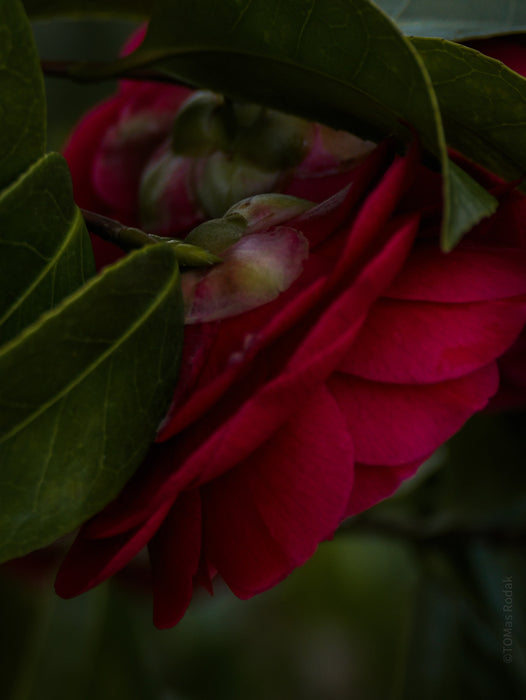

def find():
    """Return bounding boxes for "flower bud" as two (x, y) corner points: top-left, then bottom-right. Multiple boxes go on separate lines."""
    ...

(139, 145), (203, 236)
(192, 152), (285, 219)
(226, 193), (314, 233)
(184, 213), (247, 255)
(182, 227), (309, 323)
(171, 91), (229, 157)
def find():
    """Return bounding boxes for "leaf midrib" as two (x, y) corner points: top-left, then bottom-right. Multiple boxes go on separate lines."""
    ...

(0, 206), (84, 329)
(0, 250), (179, 445)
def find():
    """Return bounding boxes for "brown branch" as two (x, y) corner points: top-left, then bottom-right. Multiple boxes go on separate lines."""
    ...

(82, 209), (222, 267)
(81, 209), (157, 251)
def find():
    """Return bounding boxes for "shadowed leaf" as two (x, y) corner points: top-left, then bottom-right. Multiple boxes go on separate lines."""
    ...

(0, 244), (184, 563)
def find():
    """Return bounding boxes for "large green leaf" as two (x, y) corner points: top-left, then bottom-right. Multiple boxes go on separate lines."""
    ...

(23, 0), (149, 19)
(0, 152), (95, 346)
(375, 0), (526, 41)
(412, 37), (526, 189)
(0, 244), (183, 563)
(89, 0), (494, 250)
(0, 0), (45, 189)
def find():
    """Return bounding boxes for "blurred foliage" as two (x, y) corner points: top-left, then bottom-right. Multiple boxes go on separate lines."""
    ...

(0, 537), (417, 700)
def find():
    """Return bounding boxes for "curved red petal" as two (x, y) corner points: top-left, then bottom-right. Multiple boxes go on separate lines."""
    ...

(386, 245), (526, 303)
(55, 500), (172, 598)
(149, 490), (203, 629)
(328, 363), (499, 466)
(345, 460), (423, 516)
(202, 385), (354, 598)
(341, 297), (526, 384)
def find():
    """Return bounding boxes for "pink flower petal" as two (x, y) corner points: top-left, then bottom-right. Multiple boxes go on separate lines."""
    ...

(328, 363), (499, 466)
(341, 298), (526, 384)
(490, 327), (526, 410)
(55, 500), (172, 598)
(63, 97), (124, 213)
(63, 96), (140, 268)
(93, 111), (175, 218)
(345, 460), (423, 516)
(386, 245), (526, 302)
(202, 385), (355, 598)
(287, 140), (391, 248)
(148, 490), (202, 629)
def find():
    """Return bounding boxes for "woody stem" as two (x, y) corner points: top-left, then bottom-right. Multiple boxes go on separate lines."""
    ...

(81, 209), (159, 251)
(41, 59), (191, 87)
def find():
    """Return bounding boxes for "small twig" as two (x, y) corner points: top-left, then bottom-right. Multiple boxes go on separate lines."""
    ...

(82, 209), (155, 251)
(41, 59), (192, 87)
(82, 209), (222, 267)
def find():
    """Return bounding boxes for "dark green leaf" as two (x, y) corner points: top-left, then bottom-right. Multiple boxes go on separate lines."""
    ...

(0, 0), (45, 189)
(23, 0), (149, 19)
(92, 0), (443, 151)
(0, 153), (95, 346)
(413, 37), (526, 191)
(444, 160), (498, 250)
(374, 0), (526, 41)
(0, 244), (183, 563)
(89, 0), (495, 249)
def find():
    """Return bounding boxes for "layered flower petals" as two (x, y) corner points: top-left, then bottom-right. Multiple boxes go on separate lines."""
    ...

(386, 245), (526, 303)
(328, 364), (499, 466)
(202, 385), (355, 599)
(55, 499), (173, 598)
(341, 298), (526, 384)
(56, 36), (526, 628)
(149, 489), (203, 629)
(345, 460), (423, 517)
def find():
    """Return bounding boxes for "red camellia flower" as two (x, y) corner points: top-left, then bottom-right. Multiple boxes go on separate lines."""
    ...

(55, 34), (526, 628)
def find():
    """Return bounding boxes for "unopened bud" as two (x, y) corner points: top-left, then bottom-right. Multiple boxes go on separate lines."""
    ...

(226, 193), (314, 233)
(184, 214), (247, 255)
(139, 145), (202, 236)
(235, 109), (313, 171)
(183, 227), (309, 323)
(193, 152), (284, 219)
(171, 91), (229, 157)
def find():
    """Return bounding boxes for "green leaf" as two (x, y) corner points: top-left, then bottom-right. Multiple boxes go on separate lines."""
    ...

(374, 0), (526, 41)
(0, 152), (95, 346)
(0, 0), (46, 189)
(87, 0), (495, 249)
(23, 0), (150, 19)
(112, 0), (445, 152)
(0, 244), (183, 563)
(443, 160), (498, 250)
(413, 37), (526, 190)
